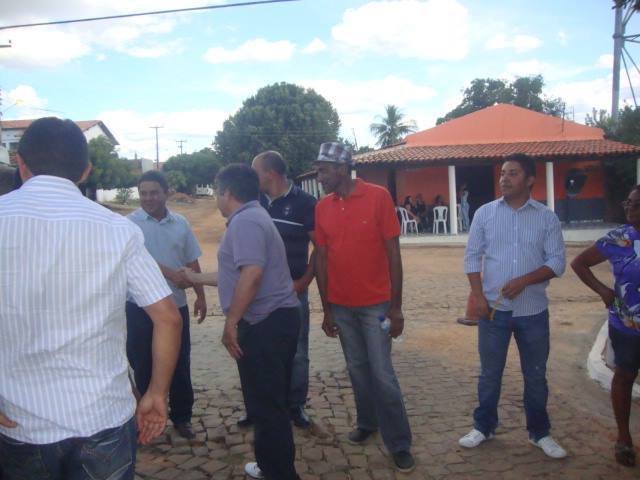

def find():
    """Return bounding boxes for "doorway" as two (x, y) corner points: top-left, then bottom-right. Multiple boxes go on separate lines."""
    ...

(456, 164), (495, 222)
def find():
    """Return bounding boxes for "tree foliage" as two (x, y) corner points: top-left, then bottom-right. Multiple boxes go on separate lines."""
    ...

(370, 105), (417, 147)
(436, 75), (565, 125)
(614, 0), (640, 10)
(214, 82), (341, 177)
(85, 136), (134, 190)
(163, 148), (220, 193)
(586, 106), (640, 222)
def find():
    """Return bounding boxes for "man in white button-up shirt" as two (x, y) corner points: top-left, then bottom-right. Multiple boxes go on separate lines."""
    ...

(0, 117), (182, 480)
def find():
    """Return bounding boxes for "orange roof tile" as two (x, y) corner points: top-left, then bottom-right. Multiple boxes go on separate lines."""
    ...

(354, 139), (640, 166)
(405, 104), (604, 146)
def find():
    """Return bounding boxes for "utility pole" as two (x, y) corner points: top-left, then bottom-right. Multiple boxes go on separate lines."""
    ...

(176, 139), (186, 155)
(612, 3), (624, 124)
(150, 125), (163, 169)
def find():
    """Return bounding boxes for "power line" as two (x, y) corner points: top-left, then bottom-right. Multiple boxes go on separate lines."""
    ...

(0, 0), (300, 31)
(176, 139), (186, 155)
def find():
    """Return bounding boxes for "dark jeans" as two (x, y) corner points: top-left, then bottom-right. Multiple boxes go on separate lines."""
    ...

(126, 302), (193, 424)
(474, 309), (551, 441)
(0, 417), (136, 480)
(237, 307), (301, 480)
(289, 292), (310, 408)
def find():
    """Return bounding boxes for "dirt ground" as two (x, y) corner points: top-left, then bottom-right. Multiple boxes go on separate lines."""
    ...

(114, 196), (640, 479)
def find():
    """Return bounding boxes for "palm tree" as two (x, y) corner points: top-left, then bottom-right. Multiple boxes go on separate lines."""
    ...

(369, 105), (417, 148)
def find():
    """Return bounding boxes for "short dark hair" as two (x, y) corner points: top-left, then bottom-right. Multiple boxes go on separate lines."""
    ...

(255, 150), (287, 176)
(138, 170), (169, 192)
(215, 163), (259, 203)
(503, 153), (536, 178)
(17, 117), (88, 182)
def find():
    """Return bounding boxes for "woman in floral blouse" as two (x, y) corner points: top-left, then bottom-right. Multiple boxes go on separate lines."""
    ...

(572, 185), (640, 467)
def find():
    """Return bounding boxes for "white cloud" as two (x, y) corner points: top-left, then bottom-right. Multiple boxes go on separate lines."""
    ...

(301, 75), (438, 147)
(0, 1), (192, 68)
(331, 0), (469, 61)
(98, 108), (229, 162)
(203, 38), (296, 64)
(302, 38), (327, 55)
(502, 59), (552, 78)
(596, 54), (613, 69)
(548, 70), (640, 122)
(558, 31), (568, 46)
(485, 33), (541, 53)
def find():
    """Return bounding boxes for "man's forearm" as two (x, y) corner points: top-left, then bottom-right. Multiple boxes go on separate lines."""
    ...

(467, 272), (483, 296)
(315, 248), (329, 309)
(143, 297), (182, 396)
(519, 266), (556, 287)
(297, 250), (316, 290)
(186, 260), (206, 298)
(385, 237), (403, 309)
(226, 265), (263, 325)
(158, 264), (177, 283)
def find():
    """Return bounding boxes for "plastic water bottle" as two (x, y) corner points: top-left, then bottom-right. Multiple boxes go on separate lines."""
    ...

(378, 315), (404, 342)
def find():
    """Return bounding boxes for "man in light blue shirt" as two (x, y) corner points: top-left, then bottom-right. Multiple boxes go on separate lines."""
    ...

(459, 154), (567, 459)
(126, 170), (207, 440)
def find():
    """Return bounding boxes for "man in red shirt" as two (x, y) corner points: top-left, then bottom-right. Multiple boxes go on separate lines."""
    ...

(314, 142), (414, 473)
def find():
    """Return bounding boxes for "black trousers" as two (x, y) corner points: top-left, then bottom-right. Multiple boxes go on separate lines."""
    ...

(237, 307), (301, 480)
(126, 302), (194, 424)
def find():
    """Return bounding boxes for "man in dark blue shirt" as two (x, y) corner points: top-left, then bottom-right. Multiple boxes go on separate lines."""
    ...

(251, 150), (317, 428)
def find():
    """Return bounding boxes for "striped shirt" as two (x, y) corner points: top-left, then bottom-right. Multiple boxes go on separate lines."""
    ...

(464, 197), (565, 316)
(0, 175), (171, 444)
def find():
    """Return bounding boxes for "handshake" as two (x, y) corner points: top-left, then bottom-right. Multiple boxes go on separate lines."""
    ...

(166, 267), (201, 289)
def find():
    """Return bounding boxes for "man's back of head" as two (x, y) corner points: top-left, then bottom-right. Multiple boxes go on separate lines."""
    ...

(254, 150), (287, 177)
(17, 117), (89, 182)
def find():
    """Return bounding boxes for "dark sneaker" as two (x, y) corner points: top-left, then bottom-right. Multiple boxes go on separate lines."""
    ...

(392, 450), (415, 473)
(347, 428), (376, 445)
(290, 406), (311, 428)
(237, 413), (253, 428)
(174, 422), (196, 440)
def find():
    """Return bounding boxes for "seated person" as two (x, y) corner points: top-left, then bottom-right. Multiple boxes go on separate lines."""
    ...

(414, 193), (428, 230)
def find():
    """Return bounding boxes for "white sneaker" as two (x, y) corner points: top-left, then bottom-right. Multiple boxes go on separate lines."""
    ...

(529, 436), (567, 459)
(458, 428), (494, 448)
(244, 462), (264, 479)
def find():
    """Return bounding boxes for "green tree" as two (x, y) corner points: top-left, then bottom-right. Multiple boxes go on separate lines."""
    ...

(163, 148), (220, 193)
(436, 75), (564, 124)
(214, 82), (341, 177)
(369, 105), (417, 147)
(85, 136), (134, 190)
(165, 170), (187, 192)
(585, 106), (640, 222)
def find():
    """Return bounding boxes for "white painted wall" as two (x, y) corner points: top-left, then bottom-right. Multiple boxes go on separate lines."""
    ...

(96, 187), (139, 203)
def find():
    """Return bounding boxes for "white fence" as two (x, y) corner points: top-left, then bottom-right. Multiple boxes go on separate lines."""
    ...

(96, 187), (139, 203)
(195, 184), (214, 196)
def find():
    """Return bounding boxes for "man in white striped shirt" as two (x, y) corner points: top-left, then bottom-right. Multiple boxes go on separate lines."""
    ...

(0, 117), (182, 480)
(458, 154), (567, 459)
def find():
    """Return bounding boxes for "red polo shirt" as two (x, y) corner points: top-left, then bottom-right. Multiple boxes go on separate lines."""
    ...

(315, 179), (401, 307)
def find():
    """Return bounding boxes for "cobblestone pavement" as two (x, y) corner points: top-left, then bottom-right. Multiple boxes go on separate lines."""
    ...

(135, 247), (640, 479)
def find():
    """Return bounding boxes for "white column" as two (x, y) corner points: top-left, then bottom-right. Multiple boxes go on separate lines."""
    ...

(448, 165), (458, 235)
(546, 162), (555, 212)
(636, 157), (640, 185)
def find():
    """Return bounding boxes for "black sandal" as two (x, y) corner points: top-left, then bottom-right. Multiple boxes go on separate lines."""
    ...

(615, 442), (636, 467)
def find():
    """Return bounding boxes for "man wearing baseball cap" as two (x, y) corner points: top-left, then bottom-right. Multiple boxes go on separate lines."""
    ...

(313, 142), (414, 472)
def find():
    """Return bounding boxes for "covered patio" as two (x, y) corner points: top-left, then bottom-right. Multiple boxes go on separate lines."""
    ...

(300, 104), (640, 235)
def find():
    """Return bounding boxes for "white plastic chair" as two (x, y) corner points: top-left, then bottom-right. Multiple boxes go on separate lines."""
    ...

(433, 206), (448, 234)
(396, 207), (418, 235)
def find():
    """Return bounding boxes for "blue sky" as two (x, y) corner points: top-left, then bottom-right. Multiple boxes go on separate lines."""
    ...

(1, 0), (638, 161)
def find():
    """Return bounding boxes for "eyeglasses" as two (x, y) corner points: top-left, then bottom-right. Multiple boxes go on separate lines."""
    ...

(621, 200), (640, 209)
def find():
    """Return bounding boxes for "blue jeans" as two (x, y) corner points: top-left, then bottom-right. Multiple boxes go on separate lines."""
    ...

(289, 292), (310, 408)
(126, 302), (194, 424)
(332, 302), (412, 453)
(0, 417), (136, 480)
(474, 309), (551, 441)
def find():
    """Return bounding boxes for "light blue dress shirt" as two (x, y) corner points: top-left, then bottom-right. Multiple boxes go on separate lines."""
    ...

(464, 197), (565, 316)
(128, 208), (201, 307)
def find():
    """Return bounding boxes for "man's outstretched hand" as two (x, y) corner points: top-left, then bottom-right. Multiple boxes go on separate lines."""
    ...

(136, 392), (168, 445)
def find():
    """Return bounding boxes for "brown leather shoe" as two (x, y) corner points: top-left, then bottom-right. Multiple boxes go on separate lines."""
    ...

(174, 422), (196, 439)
